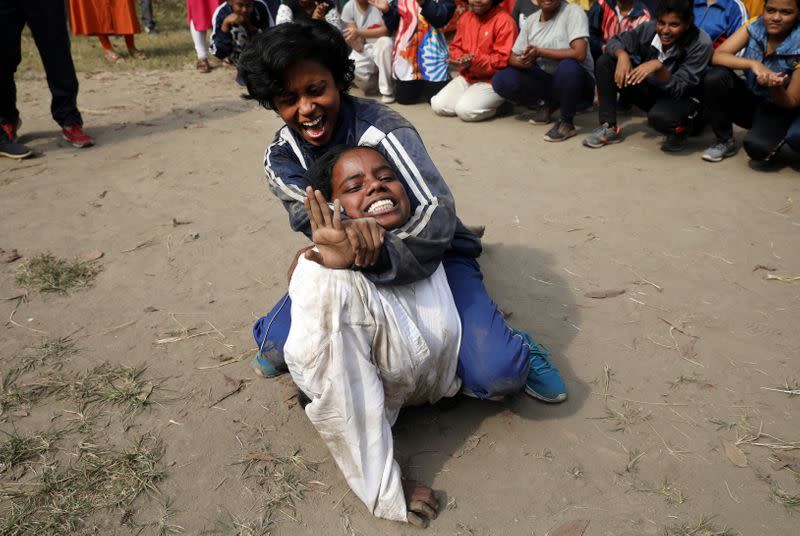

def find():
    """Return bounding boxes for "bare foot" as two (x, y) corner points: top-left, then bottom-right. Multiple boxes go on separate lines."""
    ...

(128, 48), (147, 60)
(103, 48), (124, 63)
(402, 480), (439, 528)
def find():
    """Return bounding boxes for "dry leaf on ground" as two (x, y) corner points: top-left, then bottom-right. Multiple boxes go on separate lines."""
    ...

(551, 519), (590, 536)
(720, 437), (748, 467)
(584, 289), (625, 299)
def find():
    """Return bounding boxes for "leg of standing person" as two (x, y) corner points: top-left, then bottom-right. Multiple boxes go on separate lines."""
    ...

(23, 0), (93, 147)
(191, 20), (211, 72)
(372, 36), (395, 102)
(544, 58), (594, 141)
(0, 1), (33, 159)
(141, 0), (157, 33)
(452, 81), (505, 122)
(430, 76), (470, 117)
(125, 34), (146, 59)
(742, 102), (796, 162)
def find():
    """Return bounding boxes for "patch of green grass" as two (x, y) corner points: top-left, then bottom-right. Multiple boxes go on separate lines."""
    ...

(593, 403), (652, 433)
(15, 337), (76, 376)
(20, 0), (197, 76)
(0, 434), (166, 536)
(771, 485), (800, 511)
(663, 516), (736, 536)
(16, 253), (101, 294)
(0, 429), (62, 474)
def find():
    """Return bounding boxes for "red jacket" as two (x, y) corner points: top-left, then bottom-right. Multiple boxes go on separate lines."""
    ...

(449, 6), (518, 83)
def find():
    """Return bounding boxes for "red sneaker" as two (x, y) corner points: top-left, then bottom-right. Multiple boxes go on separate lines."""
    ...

(1, 118), (21, 142)
(61, 124), (94, 148)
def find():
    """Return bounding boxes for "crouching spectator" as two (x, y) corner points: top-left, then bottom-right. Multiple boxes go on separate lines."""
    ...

(431, 0), (518, 121)
(702, 0), (800, 162)
(582, 0), (712, 152)
(211, 0), (278, 83)
(342, 0), (395, 103)
(588, 0), (652, 61)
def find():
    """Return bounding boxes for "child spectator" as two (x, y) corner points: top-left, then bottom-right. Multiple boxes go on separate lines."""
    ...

(211, 0), (278, 80)
(492, 0), (596, 142)
(276, 0), (344, 28)
(342, 0), (395, 103)
(694, 0), (749, 48)
(702, 0), (800, 162)
(69, 0), (147, 62)
(187, 0), (224, 73)
(588, 0), (652, 60)
(286, 146), (460, 526)
(582, 0), (712, 151)
(512, 0), (541, 28)
(370, 0), (457, 104)
(430, 0), (517, 121)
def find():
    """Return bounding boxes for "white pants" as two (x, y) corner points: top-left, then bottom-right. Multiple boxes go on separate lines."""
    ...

(430, 76), (505, 122)
(350, 36), (394, 97)
(190, 20), (208, 60)
(283, 258), (461, 522)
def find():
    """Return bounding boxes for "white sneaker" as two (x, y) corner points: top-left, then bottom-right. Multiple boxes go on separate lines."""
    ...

(380, 94), (395, 104)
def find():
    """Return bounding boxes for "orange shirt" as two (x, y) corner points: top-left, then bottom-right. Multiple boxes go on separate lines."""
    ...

(70, 0), (141, 36)
(450, 6), (519, 83)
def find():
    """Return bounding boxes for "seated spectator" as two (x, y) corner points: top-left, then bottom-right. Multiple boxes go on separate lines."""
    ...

(512, 0), (541, 28)
(588, 0), (652, 60)
(211, 0), (278, 82)
(492, 0), (595, 142)
(342, 0), (395, 103)
(276, 0), (343, 28)
(70, 0), (147, 62)
(430, 0), (517, 121)
(702, 0), (800, 162)
(694, 0), (748, 48)
(371, 0), (456, 104)
(582, 0), (712, 151)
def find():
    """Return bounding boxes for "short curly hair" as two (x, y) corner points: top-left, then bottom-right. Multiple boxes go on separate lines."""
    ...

(239, 20), (356, 110)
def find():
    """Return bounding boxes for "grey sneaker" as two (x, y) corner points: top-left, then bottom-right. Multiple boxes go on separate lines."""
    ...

(528, 99), (553, 125)
(661, 132), (687, 153)
(583, 123), (622, 148)
(702, 138), (738, 162)
(543, 120), (577, 142)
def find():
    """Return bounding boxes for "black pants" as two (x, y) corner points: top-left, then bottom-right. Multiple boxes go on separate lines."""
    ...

(140, 0), (156, 31)
(0, 0), (82, 127)
(596, 53), (696, 135)
(394, 79), (449, 105)
(704, 65), (800, 161)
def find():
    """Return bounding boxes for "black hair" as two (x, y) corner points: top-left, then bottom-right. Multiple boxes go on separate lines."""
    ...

(655, 0), (699, 48)
(239, 20), (355, 110)
(765, 0), (800, 9)
(491, 0), (504, 6)
(304, 145), (388, 201)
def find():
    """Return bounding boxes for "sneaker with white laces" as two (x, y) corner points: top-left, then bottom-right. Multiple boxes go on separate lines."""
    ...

(61, 124), (94, 148)
(583, 123), (622, 148)
(702, 138), (738, 162)
(512, 329), (567, 403)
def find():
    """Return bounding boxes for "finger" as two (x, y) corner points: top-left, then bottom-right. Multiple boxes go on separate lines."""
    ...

(332, 199), (343, 230)
(346, 227), (364, 267)
(314, 189), (333, 228)
(305, 186), (326, 229)
(406, 511), (429, 529)
(367, 222), (383, 266)
(304, 196), (318, 232)
(409, 499), (437, 521)
(358, 222), (377, 267)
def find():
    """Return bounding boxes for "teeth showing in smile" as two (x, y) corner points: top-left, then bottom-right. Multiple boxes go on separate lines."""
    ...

(367, 199), (394, 214)
(302, 117), (322, 127)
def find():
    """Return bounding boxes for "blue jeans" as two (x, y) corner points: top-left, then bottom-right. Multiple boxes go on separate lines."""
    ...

(491, 59), (594, 123)
(254, 254), (531, 399)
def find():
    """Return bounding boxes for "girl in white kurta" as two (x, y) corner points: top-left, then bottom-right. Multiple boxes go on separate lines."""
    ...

(283, 146), (461, 527)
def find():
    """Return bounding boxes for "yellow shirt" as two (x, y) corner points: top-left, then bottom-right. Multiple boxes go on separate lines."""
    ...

(567, 0), (593, 12)
(742, 0), (763, 17)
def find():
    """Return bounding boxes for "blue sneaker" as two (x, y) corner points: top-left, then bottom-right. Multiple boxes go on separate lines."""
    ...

(512, 329), (567, 403)
(251, 352), (282, 378)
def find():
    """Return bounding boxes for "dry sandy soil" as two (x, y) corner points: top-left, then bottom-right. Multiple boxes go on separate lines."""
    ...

(1, 67), (799, 536)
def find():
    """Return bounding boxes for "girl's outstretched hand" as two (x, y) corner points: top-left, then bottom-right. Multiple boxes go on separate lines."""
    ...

(403, 480), (439, 528)
(304, 187), (356, 269)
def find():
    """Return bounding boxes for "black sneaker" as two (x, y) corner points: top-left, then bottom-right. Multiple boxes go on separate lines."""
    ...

(543, 120), (577, 142)
(661, 132), (687, 153)
(528, 99), (553, 125)
(0, 128), (33, 159)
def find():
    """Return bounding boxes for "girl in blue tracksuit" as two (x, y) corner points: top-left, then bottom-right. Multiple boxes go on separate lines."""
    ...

(238, 19), (567, 404)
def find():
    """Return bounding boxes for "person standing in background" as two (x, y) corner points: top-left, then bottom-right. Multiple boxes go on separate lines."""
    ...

(188, 0), (223, 72)
(141, 0), (158, 34)
(70, 0), (148, 62)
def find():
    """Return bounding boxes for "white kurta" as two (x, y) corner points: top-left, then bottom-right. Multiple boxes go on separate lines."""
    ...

(284, 257), (462, 522)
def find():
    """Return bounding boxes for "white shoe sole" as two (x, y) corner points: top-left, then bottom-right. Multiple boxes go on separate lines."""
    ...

(524, 385), (567, 403)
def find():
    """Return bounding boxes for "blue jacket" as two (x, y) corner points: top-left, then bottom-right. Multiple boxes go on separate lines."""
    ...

(693, 0), (748, 48)
(263, 95), (481, 286)
(743, 18), (800, 101)
(210, 0), (279, 62)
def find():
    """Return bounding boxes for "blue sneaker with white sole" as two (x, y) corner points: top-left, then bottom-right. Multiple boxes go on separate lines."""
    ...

(512, 329), (567, 403)
(251, 351), (282, 378)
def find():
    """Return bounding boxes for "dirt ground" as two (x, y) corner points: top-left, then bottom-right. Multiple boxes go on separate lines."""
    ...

(1, 67), (799, 536)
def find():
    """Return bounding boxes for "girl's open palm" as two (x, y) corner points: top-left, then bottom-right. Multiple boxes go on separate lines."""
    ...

(304, 187), (356, 269)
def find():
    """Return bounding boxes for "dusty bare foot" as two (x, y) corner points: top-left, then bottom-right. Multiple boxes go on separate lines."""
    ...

(103, 48), (124, 63)
(196, 58), (211, 73)
(402, 480), (439, 528)
(128, 48), (147, 60)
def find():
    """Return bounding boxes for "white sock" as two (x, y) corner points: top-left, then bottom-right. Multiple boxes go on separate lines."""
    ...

(190, 21), (208, 60)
